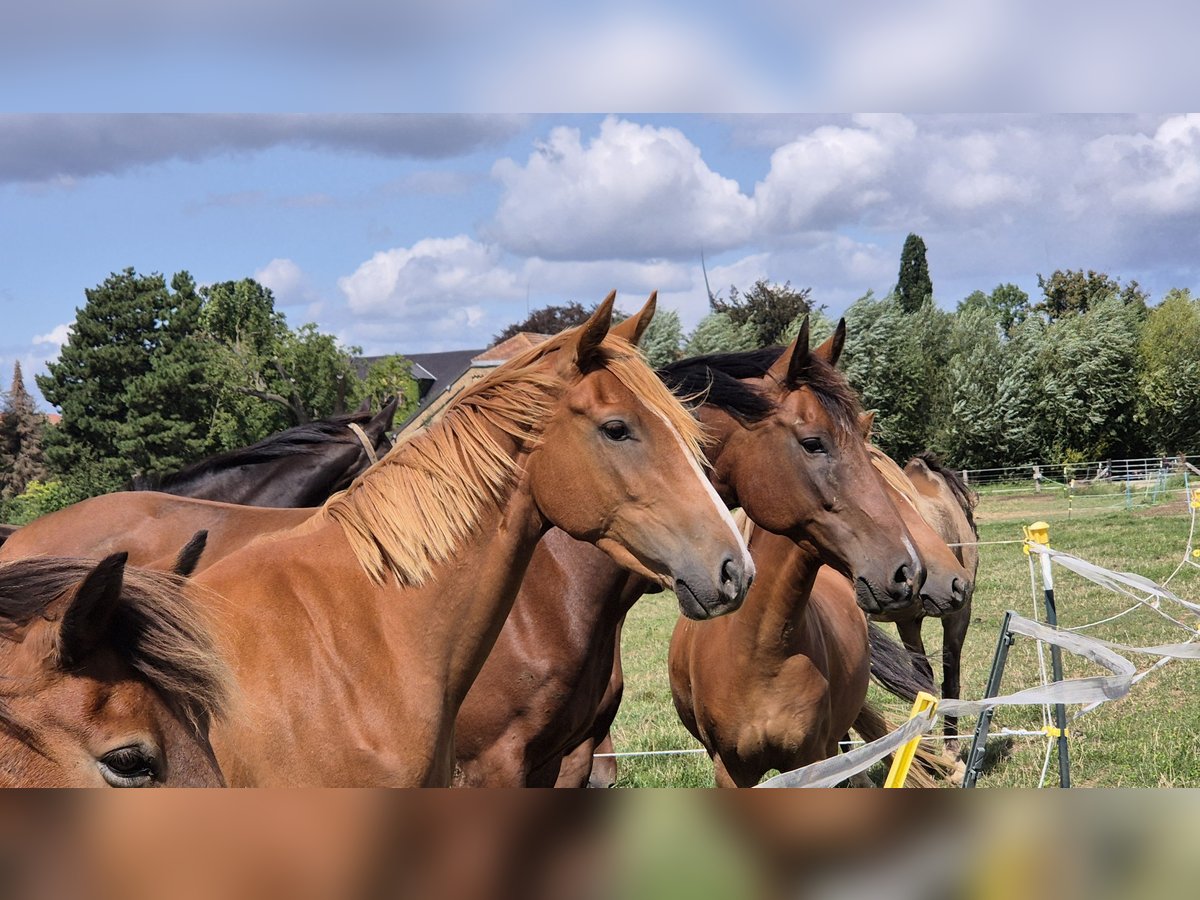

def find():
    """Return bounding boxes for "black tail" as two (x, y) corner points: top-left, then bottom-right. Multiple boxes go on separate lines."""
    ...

(868, 622), (936, 702)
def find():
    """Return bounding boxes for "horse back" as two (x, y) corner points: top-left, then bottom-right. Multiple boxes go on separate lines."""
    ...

(0, 491), (315, 572)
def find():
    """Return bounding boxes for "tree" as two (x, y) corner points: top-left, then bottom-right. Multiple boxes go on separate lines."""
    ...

(493, 302), (592, 343)
(1034, 295), (1144, 459)
(710, 279), (812, 347)
(0, 361), (50, 501)
(1035, 269), (1148, 322)
(839, 291), (952, 460)
(957, 283), (1031, 334)
(1136, 288), (1200, 454)
(356, 355), (420, 423)
(684, 312), (757, 356)
(896, 233), (933, 314)
(638, 308), (684, 368)
(37, 268), (209, 486)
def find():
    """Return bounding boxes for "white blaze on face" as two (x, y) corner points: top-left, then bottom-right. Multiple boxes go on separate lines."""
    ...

(646, 405), (755, 580)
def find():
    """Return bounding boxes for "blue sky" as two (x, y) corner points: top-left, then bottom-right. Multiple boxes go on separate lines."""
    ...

(6, 113), (1200, 408)
(4, 1), (1200, 407)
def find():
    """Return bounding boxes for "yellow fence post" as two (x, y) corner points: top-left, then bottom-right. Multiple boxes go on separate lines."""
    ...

(883, 691), (938, 788)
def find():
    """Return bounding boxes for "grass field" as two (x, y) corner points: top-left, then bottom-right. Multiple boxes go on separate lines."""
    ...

(608, 493), (1200, 788)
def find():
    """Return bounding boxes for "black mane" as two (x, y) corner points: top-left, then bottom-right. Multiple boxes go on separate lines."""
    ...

(133, 411), (374, 491)
(659, 345), (861, 429)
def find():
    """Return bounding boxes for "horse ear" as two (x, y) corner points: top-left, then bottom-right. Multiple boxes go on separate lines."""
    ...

(609, 291), (657, 346)
(767, 316), (811, 388)
(560, 291), (615, 375)
(58, 553), (128, 667)
(173, 531), (209, 578)
(859, 410), (876, 441)
(813, 318), (847, 368)
(372, 396), (399, 433)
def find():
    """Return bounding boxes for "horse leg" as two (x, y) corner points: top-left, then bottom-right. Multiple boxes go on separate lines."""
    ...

(894, 618), (934, 688)
(940, 602), (972, 749)
(587, 734), (618, 788)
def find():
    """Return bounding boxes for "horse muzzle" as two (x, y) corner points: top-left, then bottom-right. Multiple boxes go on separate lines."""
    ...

(674, 554), (754, 620)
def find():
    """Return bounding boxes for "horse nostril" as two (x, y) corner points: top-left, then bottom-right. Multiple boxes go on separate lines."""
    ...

(951, 577), (966, 607)
(894, 564), (913, 586)
(720, 557), (744, 600)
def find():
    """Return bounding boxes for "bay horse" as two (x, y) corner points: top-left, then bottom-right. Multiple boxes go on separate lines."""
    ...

(576, 430), (972, 789)
(190, 293), (753, 786)
(0, 547), (230, 786)
(130, 398), (397, 507)
(453, 319), (929, 787)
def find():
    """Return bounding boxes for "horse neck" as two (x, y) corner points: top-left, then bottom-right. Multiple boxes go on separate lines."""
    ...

(728, 528), (824, 659)
(336, 418), (553, 715)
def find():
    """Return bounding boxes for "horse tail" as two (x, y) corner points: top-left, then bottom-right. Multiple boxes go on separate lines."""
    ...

(852, 702), (953, 788)
(868, 621), (935, 702)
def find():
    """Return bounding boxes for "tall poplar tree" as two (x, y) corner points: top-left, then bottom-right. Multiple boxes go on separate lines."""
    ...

(896, 233), (933, 314)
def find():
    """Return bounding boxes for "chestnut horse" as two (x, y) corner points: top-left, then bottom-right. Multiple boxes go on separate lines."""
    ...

(188, 294), (752, 786)
(453, 320), (928, 787)
(0, 548), (230, 786)
(885, 452), (979, 742)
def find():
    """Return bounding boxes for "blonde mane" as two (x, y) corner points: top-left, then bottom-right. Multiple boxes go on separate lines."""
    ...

(867, 444), (923, 511)
(322, 329), (706, 586)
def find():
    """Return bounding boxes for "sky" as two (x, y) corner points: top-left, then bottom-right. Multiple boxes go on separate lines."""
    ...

(4, 3), (1200, 408)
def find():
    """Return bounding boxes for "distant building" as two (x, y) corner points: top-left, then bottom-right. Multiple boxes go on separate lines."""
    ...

(354, 333), (551, 442)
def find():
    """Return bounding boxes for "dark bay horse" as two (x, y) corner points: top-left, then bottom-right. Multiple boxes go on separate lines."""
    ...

(0, 549), (230, 786)
(453, 320), (928, 787)
(189, 293), (752, 786)
(131, 399), (397, 507)
(0, 401), (396, 562)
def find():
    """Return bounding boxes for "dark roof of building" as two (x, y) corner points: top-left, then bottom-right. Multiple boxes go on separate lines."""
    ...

(354, 348), (484, 426)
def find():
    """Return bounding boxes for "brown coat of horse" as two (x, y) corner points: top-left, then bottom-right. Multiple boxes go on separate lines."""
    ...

(0, 551), (230, 787)
(883, 453), (980, 740)
(190, 295), (752, 786)
(453, 321), (930, 787)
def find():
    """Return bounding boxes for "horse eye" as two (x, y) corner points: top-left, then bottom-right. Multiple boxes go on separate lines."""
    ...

(800, 437), (826, 454)
(600, 420), (631, 442)
(98, 746), (159, 788)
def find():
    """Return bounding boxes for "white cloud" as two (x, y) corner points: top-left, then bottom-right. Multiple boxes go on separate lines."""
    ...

(337, 235), (522, 321)
(489, 117), (755, 261)
(1082, 115), (1200, 216)
(254, 257), (326, 316)
(752, 115), (914, 232)
(32, 322), (71, 346)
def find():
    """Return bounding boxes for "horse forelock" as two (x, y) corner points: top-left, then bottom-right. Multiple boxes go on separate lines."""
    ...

(0, 559), (232, 733)
(324, 329), (706, 587)
(868, 445), (922, 510)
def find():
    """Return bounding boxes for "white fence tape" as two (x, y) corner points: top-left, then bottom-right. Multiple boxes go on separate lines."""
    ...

(757, 608), (1200, 789)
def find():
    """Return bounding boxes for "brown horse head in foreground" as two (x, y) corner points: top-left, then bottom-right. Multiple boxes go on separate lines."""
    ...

(0, 551), (229, 786)
(676, 320), (922, 616)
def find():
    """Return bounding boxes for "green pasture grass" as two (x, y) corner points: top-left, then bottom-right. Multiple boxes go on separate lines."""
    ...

(609, 494), (1200, 788)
